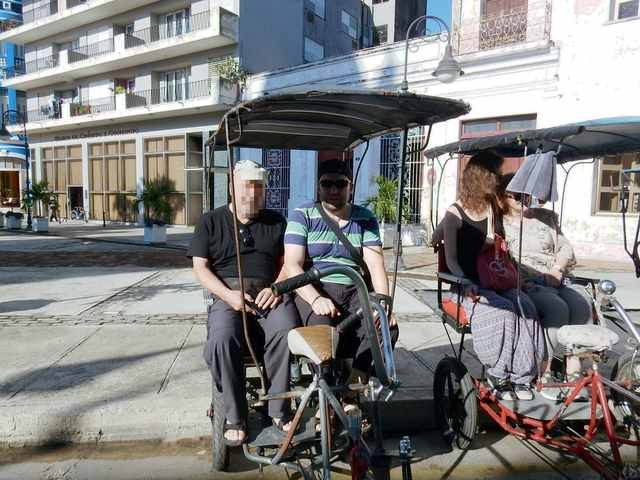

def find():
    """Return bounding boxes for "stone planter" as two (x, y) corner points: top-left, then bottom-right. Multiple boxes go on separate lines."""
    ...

(32, 217), (49, 232)
(6, 215), (22, 229)
(144, 224), (167, 245)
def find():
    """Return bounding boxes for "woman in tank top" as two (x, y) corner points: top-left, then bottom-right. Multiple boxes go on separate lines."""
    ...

(435, 151), (545, 401)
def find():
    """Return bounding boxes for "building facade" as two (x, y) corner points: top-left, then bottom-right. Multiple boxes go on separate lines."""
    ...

(368, 0), (426, 45)
(244, 0), (639, 261)
(0, 0), (374, 218)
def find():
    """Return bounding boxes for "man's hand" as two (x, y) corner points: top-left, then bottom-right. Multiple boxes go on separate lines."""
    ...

(223, 290), (256, 313)
(255, 287), (280, 310)
(312, 296), (339, 318)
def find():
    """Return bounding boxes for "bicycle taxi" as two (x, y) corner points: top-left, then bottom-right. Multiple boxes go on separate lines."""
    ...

(203, 89), (470, 480)
(425, 117), (640, 479)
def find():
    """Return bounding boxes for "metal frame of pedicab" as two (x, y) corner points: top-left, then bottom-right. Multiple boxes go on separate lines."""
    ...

(203, 89), (471, 480)
(424, 118), (640, 479)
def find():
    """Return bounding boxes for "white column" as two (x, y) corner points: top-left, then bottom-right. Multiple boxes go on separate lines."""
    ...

(136, 134), (145, 224)
(288, 150), (317, 212)
(81, 142), (89, 213)
(353, 137), (380, 206)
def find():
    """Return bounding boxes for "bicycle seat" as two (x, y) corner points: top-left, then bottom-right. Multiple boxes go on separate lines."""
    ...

(287, 325), (338, 366)
(557, 325), (619, 355)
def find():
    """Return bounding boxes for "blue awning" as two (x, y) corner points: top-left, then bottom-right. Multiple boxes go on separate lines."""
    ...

(0, 140), (27, 161)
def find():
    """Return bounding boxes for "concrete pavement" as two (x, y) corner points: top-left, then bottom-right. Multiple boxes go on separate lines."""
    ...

(1, 226), (639, 478)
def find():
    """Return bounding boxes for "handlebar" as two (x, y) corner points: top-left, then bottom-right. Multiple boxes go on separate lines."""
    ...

(271, 267), (322, 296)
(609, 297), (640, 345)
(272, 265), (397, 388)
(337, 308), (363, 334)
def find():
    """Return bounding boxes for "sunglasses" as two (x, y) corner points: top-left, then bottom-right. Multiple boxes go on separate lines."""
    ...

(238, 224), (254, 247)
(319, 179), (350, 190)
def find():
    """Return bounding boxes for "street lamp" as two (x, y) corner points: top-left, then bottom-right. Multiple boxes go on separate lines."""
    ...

(0, 110), (31, 229)
(401, 15), (464, 91)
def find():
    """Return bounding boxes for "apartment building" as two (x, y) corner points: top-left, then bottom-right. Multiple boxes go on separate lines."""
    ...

(0, 0), (375, 222)
(367, 0), (426, 45)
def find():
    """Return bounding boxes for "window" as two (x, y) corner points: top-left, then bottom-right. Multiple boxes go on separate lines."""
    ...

(162, 8), (190, 39)
(612, 0), (639, 19)
(308, 0), (325, 18)
(461, 115), (536, 136)
(304, 37), (324, 62)
(2, 2), (11, 10)
(596, 152), (640, 214)
(372, 0), (389, 4)
(341, 10), (358, 39)
(161, 69), (189, 102)
(374, 25), (388, 45)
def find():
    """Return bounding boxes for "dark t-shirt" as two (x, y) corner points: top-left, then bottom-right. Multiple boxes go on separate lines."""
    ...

(187, 206), (286, 281)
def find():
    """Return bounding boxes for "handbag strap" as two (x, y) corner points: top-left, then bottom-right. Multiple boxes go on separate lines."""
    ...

(315, 202), (371, 279)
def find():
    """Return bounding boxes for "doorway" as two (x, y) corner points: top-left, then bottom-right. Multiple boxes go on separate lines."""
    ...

(68, 186), (83, 210)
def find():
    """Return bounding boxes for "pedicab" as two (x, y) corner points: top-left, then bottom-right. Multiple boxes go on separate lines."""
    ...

(425, 117), (640, 479)
(203, 89), (470, 479)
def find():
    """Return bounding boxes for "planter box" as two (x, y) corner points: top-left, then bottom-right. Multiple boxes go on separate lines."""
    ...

(6, 216), (22, 229)
(144, 224), (167, 245)
(32, 217), (49, 232)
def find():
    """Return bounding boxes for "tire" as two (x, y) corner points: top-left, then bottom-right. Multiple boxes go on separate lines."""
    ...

(211, 387), (230, 472)
(611, 352), (640, 429)
(433, 357), (478, 450)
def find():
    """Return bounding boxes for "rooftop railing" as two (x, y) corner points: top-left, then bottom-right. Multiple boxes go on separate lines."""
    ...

(125, 11), (210, 49)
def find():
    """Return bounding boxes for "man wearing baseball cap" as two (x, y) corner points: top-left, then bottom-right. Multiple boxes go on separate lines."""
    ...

(188, 160), (299, 445)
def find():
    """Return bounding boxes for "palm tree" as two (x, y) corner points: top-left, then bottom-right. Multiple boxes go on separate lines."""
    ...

(135, 177), (174, 225)
(365, 176), (410, 224)
(24, 180), (51, 218)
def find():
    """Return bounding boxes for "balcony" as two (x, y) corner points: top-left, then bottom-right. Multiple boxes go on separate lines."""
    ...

(14, 76), (237, 134)
(23, 1), (59, 25)
(2, 7), (238, 91)
(70, 96), (115, 116)
(0, 0), (159, 44)
(69, 38), (115, 63)
(453, 0), (552, 55)
(125, 11), (210, 48)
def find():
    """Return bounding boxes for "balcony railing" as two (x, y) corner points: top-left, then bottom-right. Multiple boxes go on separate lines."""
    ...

(453, 0), (552, 55)
(69, 37), (115, 63)
(70, 96), (115, 116)
(27, 104), (63, 122)
(23, 1), (59, 24)
(125, 11), (210, 49)
(24, 54), (59, 74)
(125, 78), (213, 108)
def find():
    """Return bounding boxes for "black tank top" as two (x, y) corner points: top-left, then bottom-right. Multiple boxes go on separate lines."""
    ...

(451, 203), (488, 282)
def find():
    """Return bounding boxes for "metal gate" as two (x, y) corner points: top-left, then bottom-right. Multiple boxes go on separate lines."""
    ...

(263, 149), (291, 217)
(379, 130), (425, 224)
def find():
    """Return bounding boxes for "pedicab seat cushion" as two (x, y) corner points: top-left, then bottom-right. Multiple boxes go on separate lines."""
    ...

(441, 297), (470, 327)
(288, 325), (338, 365)
(557, 325), (619, 354)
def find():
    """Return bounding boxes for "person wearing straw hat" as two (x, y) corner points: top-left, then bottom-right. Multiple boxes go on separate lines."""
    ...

(188, 160), (300, 446)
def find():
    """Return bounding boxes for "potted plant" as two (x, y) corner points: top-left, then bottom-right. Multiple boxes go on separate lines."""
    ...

(24, 180), (51, 232)
(135, 177), (174, 245)
(214, 57), (248, 103)
(114, 85), (126, 94)
(365, 176), (410, 248)
(5, 211), (24, 230)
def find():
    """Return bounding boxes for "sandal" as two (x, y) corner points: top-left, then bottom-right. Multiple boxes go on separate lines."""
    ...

(272, 416), (293, 433)
(539, 371), (566, 402)
(223, 422), (247, 447)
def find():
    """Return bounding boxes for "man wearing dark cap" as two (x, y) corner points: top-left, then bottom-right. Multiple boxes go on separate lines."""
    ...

(283, 159), (397, 391)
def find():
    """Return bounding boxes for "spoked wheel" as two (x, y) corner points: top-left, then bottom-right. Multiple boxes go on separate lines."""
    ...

(433, 357), (478, 450)
(210, 386), (230, 472)
(611, 352), (640, 432)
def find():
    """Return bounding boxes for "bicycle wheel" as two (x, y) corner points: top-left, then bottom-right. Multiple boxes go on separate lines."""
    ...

(211, 386), (230, 471)
(611, 351), (640, 429)
(433, 357), (478, 450)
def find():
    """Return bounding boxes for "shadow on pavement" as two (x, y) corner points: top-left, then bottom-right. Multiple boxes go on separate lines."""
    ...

(0, 299), (57, 313)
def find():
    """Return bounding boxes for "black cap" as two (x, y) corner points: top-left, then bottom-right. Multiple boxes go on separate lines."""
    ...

(318, 159), (352, 180)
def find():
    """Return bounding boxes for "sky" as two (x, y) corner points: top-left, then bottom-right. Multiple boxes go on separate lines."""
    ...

(426, 0), (453, 28)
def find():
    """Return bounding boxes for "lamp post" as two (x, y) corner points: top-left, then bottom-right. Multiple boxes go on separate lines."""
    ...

(0, 110), (31, 230)
(400, 15), (464, 92)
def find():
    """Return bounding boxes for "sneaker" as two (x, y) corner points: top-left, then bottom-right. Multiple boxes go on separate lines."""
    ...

(513, 383), (535, 401)
(539, 372), (566, 402)
(487, 375), (516, 401)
